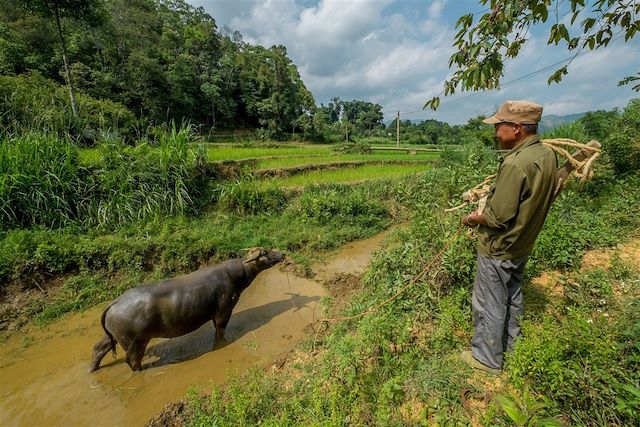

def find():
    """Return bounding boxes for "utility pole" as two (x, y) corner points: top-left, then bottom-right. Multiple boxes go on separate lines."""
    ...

(396, 110), (400, 148)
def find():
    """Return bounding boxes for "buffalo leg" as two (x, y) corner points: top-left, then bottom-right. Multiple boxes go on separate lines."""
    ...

(125, 339), (149, 371)
(89, 334), (116, 373)
(213, 314), (231, 348)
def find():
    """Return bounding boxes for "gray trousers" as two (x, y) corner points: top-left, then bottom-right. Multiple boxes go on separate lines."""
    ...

(471, 253), (528, 369)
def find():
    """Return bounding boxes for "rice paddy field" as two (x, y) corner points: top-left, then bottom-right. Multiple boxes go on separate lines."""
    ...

(253, 152), (437, 170)
(78, 142), (437, 187)
(258, 163), (429, 188)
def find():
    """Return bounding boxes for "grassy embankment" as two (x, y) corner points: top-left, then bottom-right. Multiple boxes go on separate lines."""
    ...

(0, 131), (430, 331)
(176, 141), (640, 425)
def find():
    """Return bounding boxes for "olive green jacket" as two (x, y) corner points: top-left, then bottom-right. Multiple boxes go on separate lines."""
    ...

(478, 135), (558, 260)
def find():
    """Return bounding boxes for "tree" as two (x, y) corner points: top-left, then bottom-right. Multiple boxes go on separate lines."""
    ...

(425, 0), (640, 110)
(341, 100), (384, 132)
(579, 109), (619, 141)
(603, 98), (640, 173)
(19, 0), (106, 118)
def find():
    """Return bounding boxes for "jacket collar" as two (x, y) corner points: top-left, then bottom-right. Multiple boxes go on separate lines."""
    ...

(502, 134), (540, 160)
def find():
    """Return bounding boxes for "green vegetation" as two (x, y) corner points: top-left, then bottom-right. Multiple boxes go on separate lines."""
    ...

(2, 0), (315, 140)
(0, 126), (206, 229)
(1, 100), (639, 424)
(254, 153), (437, 170)
(204, 145), (330, 162)
(0, 0), (549, 145)
(0, 73), (135, 138)
(258, 164), (429, 189)
(603, 99), (640, 174)
(1, 0), (639, 422)
(0, 180), (396, 327)
(179, 141), (640, 426)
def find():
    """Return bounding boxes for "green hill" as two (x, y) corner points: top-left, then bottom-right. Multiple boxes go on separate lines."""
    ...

(539, 112), (586, 132)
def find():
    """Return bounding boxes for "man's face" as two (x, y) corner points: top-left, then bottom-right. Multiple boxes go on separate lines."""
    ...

(493, 122), (520, 149)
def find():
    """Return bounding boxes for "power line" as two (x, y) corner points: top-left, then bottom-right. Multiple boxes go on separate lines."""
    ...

(391, 32), (625, 118)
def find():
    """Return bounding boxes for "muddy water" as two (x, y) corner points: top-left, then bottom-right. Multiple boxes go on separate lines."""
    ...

(0, 232), (387, 427)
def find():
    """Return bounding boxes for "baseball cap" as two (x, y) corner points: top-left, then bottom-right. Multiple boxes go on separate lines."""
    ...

(482, 100), (543, 124)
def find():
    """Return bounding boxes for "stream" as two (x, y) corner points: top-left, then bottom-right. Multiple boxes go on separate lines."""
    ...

(0, 231), (388, 426)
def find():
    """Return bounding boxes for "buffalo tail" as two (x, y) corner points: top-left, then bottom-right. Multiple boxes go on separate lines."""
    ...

(101, 302), (118, 358)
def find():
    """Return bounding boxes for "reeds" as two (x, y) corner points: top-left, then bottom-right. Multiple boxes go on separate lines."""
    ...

(0, 133), (81, 228)
(83, 123), (205, 227)
(0, 124), (206, 230)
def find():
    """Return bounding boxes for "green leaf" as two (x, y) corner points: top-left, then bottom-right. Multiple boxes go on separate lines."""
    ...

(423, 97), (440, 111)
(624, 26), (637, 41)
(548, 24), (558, 44)
(538, 418), (565, 427)
(621, 12), (630, 28)
(571, 11), (580, 25)
(455, 13), (473, 29)
(620, 383), (640, 398)
(496, 395), (528, 425)
(583, 17), (596, 32)
(548, 66), (568, 85)
(559, 24), (570, 42)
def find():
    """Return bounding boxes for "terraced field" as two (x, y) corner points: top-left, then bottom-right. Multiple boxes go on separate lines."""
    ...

(257, 163), (430, 188)
(214, 145), (435, 182)
(80, 143), (438, 186)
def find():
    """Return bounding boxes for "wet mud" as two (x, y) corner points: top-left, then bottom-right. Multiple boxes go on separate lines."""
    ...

(0, 232), (388, 427)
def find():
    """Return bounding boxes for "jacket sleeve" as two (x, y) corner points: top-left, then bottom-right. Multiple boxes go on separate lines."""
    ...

(483, 161), (527, 230)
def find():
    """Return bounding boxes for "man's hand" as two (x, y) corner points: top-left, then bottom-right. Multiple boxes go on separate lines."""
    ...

(462, 214), (476, 227)
(462, 212), (486, 227)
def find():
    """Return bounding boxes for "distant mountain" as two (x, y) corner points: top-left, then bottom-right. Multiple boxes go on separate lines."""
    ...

(538, 112), (586, 133)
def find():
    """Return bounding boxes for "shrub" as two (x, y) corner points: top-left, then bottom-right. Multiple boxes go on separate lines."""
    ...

(541, 120), (591, 142)
(603, 98), (640, 174)
(0, 72), (135, 140)
(331, 142), (372, 154)
(289, 186), (388, 228)
(507, 308), (639, 425)
(216, 177), (288, 215)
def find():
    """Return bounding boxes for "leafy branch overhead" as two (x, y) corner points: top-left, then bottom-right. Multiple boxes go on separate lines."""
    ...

(425, 0), (640, 110)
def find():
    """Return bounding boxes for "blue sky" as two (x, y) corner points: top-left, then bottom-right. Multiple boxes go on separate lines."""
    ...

(187, 0), (639, 124)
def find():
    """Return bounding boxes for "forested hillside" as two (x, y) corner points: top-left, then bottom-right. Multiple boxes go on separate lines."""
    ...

(1, 0), (315, 138)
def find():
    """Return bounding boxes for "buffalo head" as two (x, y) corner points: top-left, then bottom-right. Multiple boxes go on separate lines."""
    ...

(243, 247), (284, 270)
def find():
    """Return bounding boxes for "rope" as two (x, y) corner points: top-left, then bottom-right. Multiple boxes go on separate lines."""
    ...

(445, 138), (601, 213)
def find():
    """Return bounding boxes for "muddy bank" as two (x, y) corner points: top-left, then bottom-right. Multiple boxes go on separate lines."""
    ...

(0, 231), (389, 427)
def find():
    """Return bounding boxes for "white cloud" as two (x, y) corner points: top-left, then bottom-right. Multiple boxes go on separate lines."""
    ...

(190, 0), (639, 124)
(427, 0), (447, 19)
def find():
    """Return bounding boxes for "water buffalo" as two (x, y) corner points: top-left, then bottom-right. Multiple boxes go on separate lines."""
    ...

(89, 247), (284, 372)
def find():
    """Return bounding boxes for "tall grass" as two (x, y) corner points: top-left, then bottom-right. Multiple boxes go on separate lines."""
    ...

(0, 125), (207, 230)
(541, 120), (591, 142)
(0, 133), (82, 228)
(83, 124), (207, 227)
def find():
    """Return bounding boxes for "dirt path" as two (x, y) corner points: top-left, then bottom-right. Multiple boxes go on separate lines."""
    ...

(0, 232), (389, 427)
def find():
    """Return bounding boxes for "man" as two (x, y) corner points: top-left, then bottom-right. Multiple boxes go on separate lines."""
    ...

(461, 100), (558, 375)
